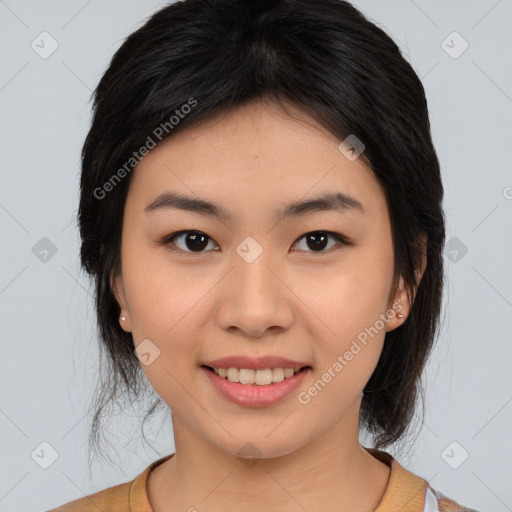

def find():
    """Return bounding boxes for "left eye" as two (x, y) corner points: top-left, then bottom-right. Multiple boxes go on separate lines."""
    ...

(161, 230), (350, 254)
(292, 231), (347, 252)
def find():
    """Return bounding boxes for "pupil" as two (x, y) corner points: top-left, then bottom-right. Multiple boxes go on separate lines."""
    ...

(186, 231), (208, 251)
(307, 232), (328, 251)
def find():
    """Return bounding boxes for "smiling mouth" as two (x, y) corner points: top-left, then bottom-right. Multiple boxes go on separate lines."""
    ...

(201, 365), (311, 386)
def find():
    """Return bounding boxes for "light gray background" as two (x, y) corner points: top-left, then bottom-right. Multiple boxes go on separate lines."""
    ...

(1, 1), (511, 511)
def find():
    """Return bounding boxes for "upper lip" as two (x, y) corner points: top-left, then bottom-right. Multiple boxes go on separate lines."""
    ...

(201, 356), (312, 370)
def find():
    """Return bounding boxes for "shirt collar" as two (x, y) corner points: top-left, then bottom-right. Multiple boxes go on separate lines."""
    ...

(130, 448), (428, 512)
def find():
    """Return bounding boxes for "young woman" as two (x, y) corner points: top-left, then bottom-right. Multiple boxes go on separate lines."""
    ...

(49, 0), (479, 510)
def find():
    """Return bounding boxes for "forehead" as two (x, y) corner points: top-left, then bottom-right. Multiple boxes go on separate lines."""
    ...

(126, 100), (387, 222)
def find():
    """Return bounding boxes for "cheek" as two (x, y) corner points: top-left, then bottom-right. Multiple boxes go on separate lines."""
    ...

(304, 252), (393, 340)
(121, 240), (215, 360)
(123, 252), (202, 405)
(122, 239), (197, 332)
(304, 248), (394, 384)
(299, 273), (390, 413)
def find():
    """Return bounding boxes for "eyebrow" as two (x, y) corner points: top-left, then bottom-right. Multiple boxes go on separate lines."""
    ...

(144, 190), (365, 221)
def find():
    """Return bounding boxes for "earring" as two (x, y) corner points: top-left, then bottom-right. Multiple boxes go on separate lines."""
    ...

(120, 315), (126, 322)
(395, 298), (404, 318)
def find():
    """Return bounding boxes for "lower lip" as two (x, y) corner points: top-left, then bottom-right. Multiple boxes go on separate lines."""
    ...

(201, 366), (310, 407)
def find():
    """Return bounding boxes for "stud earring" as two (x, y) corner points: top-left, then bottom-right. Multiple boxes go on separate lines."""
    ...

(120, 316), (126, 322)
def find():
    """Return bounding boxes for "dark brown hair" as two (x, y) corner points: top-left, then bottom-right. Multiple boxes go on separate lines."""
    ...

(78, 0), (446, 463)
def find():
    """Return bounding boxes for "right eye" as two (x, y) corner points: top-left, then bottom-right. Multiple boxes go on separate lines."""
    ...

(162, 230), (220, 254)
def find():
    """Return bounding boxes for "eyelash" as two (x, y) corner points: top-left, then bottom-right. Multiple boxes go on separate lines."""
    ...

(160, 230), (353, 255)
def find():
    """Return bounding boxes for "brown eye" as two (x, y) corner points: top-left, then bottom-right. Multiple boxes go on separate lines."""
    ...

(164, 230), (219, 253)
(162, 229), (351, 255)
(292, 231), (348, 253)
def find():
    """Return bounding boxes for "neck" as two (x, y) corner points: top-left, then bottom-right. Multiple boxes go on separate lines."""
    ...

(147, 398), (391, 512)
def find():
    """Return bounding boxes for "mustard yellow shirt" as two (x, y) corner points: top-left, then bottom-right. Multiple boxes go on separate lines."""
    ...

(47, 448), (479, 511)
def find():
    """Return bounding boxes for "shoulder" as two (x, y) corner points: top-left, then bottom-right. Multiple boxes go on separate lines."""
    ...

(45, 454), (172, 512)
(366, 447), (480, 512)
(46, 480), (132, 512)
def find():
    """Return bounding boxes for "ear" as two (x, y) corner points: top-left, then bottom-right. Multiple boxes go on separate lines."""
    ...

(412, 232), (428, 303)
(111, 271), (132, 332)
(386, 232), (427, 332)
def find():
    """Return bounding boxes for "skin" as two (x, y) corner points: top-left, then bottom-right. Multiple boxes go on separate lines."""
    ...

(113, 99), (426, 512)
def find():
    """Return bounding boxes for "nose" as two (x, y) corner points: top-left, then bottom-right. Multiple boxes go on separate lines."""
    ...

(215, 253), (295, 338)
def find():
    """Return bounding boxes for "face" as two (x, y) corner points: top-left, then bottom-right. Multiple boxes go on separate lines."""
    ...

(113, 99), (410, 459)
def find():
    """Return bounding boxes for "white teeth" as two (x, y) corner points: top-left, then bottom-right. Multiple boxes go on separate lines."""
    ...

(210, 367), (305, 385)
